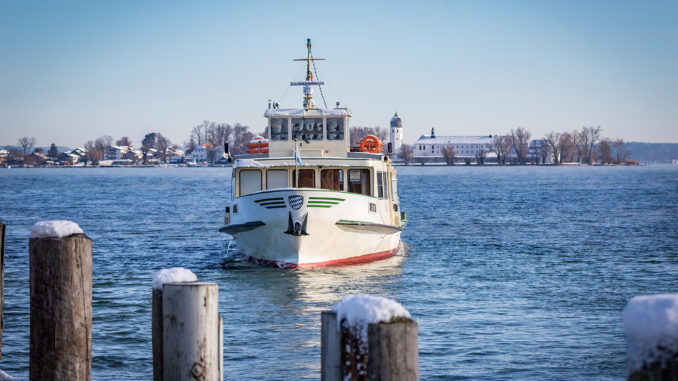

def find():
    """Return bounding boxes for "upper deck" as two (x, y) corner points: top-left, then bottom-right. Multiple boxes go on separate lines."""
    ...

(263, 107), (352, 158)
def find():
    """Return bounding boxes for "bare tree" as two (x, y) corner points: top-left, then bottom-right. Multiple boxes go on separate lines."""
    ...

(18, 136), (36, 161)
(613, 139), (631, 164)
(509, 127), (531, 164)
(156, 134), (170, 163)
(488, 135), (512, 165)
(578, 126), (602, 164)
(231, 123), (252, 155)
(598, 139), (613, 164)
(399, 144), (414, 165)
(558, 132), (576, 163)
(544, 132), (562, 165)
(441, 145), (456, 165)
(84, 140), (102, 165)
(475, 148), (487, 165)
(191, 121), (210, 145)
(538, 140), (551, 165)
(116, 136), (132, 147)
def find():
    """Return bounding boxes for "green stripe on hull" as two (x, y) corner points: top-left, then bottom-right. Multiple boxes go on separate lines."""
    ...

(308, 197), (345, 201)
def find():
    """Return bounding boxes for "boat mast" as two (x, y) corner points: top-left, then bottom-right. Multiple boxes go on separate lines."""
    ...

(292, 39), (324, 110)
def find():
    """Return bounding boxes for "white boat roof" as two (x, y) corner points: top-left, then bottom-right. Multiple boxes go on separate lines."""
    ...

(264, 108), (351, 117)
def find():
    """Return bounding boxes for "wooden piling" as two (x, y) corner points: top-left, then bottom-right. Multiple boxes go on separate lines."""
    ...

(321, 311), (418, 381)
(152, 289), (163, 381)
(0, 221), (4, 359)
(29, 233), (92, 381)
(367, 318), (418, 380)
(162, 282), (222, 381)
(321, 312), (341, 381)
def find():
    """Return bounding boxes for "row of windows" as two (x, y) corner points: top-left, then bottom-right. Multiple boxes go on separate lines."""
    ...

(418, 144), (486, 150)
(239, 168), (376, 197)
(237, 168), (396, 202)
(269, 117), (345, 141)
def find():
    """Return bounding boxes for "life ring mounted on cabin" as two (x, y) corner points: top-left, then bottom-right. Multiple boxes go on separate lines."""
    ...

(359, 135), (383, 153)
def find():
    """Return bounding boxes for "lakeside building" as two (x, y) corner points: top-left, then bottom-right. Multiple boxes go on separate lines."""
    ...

(390, 113), (403, 157)
(413, 128), (496, 164)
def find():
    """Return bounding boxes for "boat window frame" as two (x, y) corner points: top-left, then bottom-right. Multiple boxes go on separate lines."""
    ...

(347, 168), (372, 196)
(266, 168), (289, 189)
(377, 171), (388, 199)
(325, 117), (345, 141)
(238, 169), (263, 197)
(269, 118), (289, 141)
(292, 168), (316, 188)
(320, 168), (344, 191)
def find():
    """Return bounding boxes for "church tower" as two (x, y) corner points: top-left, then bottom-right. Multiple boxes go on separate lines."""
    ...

(390, 112), (403, 155)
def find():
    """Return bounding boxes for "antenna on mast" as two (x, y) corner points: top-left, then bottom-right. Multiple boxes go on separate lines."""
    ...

(291, 39), (325, 110)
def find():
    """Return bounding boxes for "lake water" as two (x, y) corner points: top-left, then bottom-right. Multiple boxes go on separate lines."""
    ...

(0, 165), (676, 380)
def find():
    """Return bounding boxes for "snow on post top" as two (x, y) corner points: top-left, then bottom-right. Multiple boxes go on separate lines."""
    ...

(152, 267), (198, 290)
(333, 294), (411, 341)
(30, 220), (84, 239)
(623, 294), (678, 371)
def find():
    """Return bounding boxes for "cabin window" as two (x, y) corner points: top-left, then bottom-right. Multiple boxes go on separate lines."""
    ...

(320, 169), (344, 191)
(270, 118), (289, 141)
(326, 118), (345, 140)
(347, 169), (371, 196)
(293, 169), (315, 188)
(266, 169), (288, 189)
(377, 171), (387, 199)
(291, 118), (323, 141)
(239, 169), (262, 196)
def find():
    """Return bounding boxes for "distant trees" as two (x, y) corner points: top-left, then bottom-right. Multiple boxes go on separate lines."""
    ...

(156, 133), (170, 163)
(509, 127), (531, 164)
(141, 133), (157, 164)
(441, 145), (456, 165)
(475, 148), (487, 165)
(47, 143), (60, 159)
(399, 145), (414, 165)
(613, 139), (632, 164)
(116, 136), (132, 147)
(18, 137), (36, 162)
(488, 135), (512, 165)
(578, 126), (602, 164)
(350, 126), (388, 146)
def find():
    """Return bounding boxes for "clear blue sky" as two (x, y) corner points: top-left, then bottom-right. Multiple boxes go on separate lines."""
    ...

(1, 0), (676, 148)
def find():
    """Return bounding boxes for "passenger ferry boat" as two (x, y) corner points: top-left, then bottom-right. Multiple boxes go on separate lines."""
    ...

(220, 39), (406, 268)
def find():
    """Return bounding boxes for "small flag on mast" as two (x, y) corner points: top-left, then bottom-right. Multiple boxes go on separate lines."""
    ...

(295, 143), (302, 166)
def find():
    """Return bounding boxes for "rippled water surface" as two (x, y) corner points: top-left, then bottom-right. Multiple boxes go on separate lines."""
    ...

(0, 165), (676, 380)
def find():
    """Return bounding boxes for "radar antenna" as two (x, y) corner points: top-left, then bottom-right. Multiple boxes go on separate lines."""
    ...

(291, 39), (325, 110)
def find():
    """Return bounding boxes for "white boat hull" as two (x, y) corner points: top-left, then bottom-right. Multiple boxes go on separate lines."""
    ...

(222, 188), (402, 268)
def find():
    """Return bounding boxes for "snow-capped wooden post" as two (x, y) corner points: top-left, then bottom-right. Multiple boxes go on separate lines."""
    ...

(0, 220), (4, 359)
(623, 294), (678, 380)
(321, 295), (418, 381)
(154, 270), (222, 381)
(29, 221), (92, 381)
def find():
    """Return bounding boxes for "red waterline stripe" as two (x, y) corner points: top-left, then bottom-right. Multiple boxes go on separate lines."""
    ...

(244, 249), (398, 269)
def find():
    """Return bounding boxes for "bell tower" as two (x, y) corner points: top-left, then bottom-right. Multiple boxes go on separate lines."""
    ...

(390, 112), (403, 155)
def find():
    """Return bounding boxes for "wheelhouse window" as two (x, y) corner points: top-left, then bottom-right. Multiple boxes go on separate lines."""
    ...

(377, 171), (387, 199)
(293, 169), (315, 188)
(291, 118), (323, 141)
(320, 169), (344, 191)
(239, 169), (262, 196)
(326, 118), (345, 140)
(347, 169), (371, 196)
(269, 118), (288, 141)
(266, 169), (288, 189)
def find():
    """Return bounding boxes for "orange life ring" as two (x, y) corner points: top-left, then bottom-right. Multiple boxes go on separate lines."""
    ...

(359, 135), (383, 153)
